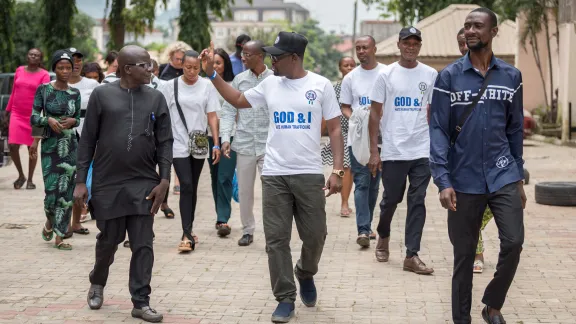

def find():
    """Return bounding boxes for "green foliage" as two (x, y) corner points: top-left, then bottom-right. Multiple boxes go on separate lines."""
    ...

(0, 0), (15, 72)
(244, 19), (343, 81)
(179, 0), (251, 51)
(105, 0), (167, 51)
(41, 0), (77, 56)
(72, 11), (99, 61)
(9, 1), (98, 69)
(145, 42), (168, 53)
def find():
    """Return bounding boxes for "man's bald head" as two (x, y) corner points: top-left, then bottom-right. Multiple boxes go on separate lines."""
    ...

(118, 45), (152, 85)
(243, 40), (264, 54)
(118, 45), (150, 67)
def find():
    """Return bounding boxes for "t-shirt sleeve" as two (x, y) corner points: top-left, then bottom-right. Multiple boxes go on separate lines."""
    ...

(370, 72), (387, 104)
(322, 80), (342, 120)
(205, 83), (220, 114)
(243, 78), (268, 108)
(339, 74), (353, 105)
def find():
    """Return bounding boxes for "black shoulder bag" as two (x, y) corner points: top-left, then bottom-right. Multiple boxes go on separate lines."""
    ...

(450, 70), (493, 147)
(31, 83), (50, 139)
(173, 78), (209, 156)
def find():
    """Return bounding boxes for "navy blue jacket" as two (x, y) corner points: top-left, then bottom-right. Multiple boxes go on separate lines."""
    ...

(429, 54), (524, 194)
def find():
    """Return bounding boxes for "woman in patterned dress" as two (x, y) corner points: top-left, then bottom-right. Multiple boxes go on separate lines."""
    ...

(30, 50), (80, 250)
(322, 56), (356, 216)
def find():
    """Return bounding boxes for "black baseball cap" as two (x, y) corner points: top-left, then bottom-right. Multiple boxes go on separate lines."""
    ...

(67, 47), (84, 58)
(399, 26), (422, 41)
(263, 31), (308, 56)
(50, 49), (74, 72)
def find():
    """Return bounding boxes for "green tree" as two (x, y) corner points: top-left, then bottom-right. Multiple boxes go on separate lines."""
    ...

(105, 0), (167, 51)
(12, 1), (46, 68)
(241, 19), (343, 81)
(72, 12), (99, 61)
(0, 0), (15, 72)
(178, 0), (252, 51)
(41, 0), (77, 56)
(10, 1), (99, 69)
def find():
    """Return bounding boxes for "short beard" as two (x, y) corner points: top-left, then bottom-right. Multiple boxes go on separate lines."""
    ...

(466, 40), (487, 51)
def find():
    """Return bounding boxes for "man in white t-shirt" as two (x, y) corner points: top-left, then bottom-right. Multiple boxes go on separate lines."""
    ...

(340, 35), (385, 247)
(200, 32), (344, 323)
(367, 27), (437, 275)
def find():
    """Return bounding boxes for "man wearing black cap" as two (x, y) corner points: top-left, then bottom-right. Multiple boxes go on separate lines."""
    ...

(367, 26), (438, 275)
(200, 32), (344, 323)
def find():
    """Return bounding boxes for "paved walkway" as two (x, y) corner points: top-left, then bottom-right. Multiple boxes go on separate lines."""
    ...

(0, 140), (575, 324)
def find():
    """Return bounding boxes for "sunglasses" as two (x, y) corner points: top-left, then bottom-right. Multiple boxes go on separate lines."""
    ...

(126, 61), (153, 69)
(270, 53), (293, 63)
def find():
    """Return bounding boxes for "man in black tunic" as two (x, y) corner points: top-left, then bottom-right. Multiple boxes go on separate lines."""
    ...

(74, 45), (172, 323)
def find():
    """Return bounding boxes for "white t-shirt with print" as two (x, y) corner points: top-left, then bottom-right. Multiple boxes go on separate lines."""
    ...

(340, 63), (385, 145)
(244, 71), (341, 176)
(370, 61), (438, 161)
(161, 77), (220, 158)
(69, 77), (100, 135)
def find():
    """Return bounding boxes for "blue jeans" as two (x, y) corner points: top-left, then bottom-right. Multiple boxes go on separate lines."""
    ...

(350, 147), (381, 235)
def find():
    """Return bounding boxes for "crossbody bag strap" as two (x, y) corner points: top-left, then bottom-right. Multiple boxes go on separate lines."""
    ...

(450, 69), (493, 146)
(173, 78), (189, 132)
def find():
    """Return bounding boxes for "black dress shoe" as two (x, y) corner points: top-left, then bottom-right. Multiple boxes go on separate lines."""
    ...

(482, 306), (507, 324)
(132, 306), (163, 323)
(87, 284), (104, 310)
(238, 234), (254, 246)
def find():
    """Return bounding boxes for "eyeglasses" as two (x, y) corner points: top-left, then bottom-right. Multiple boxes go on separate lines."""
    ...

(126, 61), (153, 69)
(241, 52), (256, 58)
(270, 53), (292, 63)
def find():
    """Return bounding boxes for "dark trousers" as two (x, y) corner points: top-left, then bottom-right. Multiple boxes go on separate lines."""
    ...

(89, 215), (154, 308)
(377, 158), (431, 257)
(261, 174), (327, 303)
(208, 136), (237, 224)
(449, 183), (524, 324)
(173, 156), (205, 241)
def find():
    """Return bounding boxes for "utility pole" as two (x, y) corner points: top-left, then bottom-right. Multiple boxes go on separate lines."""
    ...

(352, 0), (358, 58)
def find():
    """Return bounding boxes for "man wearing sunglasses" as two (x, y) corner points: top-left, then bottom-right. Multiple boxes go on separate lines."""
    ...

(75, 45), (173, 323)
(201, 32), (344, 323)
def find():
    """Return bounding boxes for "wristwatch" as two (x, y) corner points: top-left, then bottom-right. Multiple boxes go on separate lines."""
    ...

(332, 169), (345, 178)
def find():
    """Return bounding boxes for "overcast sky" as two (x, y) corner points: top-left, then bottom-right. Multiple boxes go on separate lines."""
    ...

(163, 0), (387, 35)
(289, 0), (386, 34)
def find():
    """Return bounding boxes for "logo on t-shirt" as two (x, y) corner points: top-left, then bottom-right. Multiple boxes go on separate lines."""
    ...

(496, 156), (509, 169)
(418, 82), (427, 91)
(305, 90), (317, 105)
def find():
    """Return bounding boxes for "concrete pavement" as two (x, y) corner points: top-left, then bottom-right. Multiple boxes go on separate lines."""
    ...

(0, 140), (575, 323)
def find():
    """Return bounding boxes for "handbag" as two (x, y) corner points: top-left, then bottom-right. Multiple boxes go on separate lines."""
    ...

(31, 83), (49, 139)
(450, 70), (493, 147)
(173, 78), (209, 158)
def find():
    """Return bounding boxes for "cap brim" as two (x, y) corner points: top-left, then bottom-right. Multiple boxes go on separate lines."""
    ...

(400, 35), (422, 41)
(262, 46), (288, 56)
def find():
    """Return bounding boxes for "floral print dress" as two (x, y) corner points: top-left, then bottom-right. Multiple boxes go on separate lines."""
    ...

(30, 83), (80, 237)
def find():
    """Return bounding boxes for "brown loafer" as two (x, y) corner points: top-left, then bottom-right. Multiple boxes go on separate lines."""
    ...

(375, 236), (390, 262)
(403, 255), (434, 275)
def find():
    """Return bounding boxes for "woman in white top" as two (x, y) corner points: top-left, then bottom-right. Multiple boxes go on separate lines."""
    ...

(66, 48), (99, 236)
(208, 48), (237, 238)
(161, 50), (221, 252)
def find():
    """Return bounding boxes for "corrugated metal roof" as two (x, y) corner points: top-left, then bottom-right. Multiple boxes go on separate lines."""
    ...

(233, 0), (309, 12)
(375, 4), (517, 58)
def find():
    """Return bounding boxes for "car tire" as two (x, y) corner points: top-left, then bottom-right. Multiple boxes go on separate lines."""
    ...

(535, 182), (576, 206)
(523, 168), (530, 185)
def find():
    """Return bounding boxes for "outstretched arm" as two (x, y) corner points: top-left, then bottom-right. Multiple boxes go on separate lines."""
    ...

(200, 42), (252, 109)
